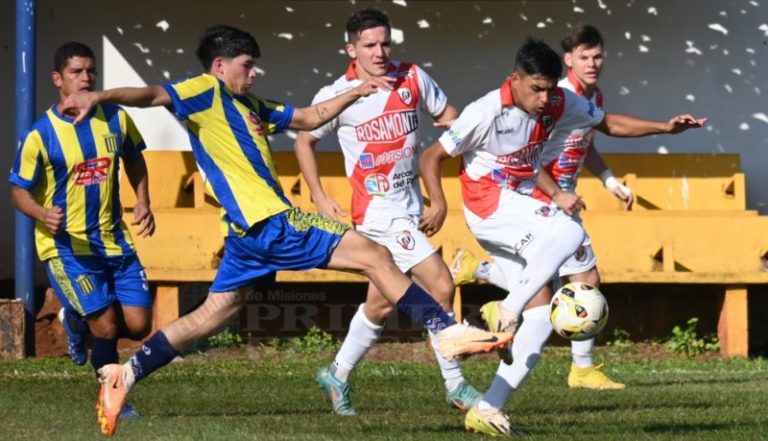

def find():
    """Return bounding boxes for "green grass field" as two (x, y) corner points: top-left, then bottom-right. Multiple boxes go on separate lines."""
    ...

(1, 342), (767, 440)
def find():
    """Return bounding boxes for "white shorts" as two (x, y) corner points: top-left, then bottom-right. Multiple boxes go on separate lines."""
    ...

(558, 214), (597, 277)
(356, 212), (435, 273)
(465, 189), (583, 263)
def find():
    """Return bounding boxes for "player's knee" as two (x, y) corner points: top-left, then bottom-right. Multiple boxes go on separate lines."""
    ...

(363, 242), (396, 273)
(124, 317), (153, 340)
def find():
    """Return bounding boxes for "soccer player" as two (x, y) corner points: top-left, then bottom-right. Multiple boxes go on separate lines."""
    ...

(419, 38), (706, 435)
(450, 24), (631, 390)
(295, 8), (480, 416)
(62, 25), (512, 436)
(9, 42), (156, 418)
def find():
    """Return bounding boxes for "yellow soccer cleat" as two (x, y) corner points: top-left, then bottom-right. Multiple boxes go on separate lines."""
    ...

(437, 323), (514, 362)
(450, 249), (481, 286)
(465, 404), (513, 437)
(567, 363), (626, 390)
(480, 301), (521, 364)
(96, 364), (135, 436)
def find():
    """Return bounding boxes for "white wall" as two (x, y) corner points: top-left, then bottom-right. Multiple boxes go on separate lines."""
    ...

(2, 0), (767, 279)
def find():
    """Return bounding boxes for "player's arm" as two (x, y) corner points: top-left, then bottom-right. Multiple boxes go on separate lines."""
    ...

(289, 77), (395, 131)
(583, 145), (634, 210)
(595, 113), (707, 137)
(10, 185), (64, 235)
(123, 153), (156, 238)
(432, 104), (459, 128)
(418, 141), (452, 237)
(535, 168), (585, 216)
(294, 132), (346, 219)
(62, 86), (172, 124)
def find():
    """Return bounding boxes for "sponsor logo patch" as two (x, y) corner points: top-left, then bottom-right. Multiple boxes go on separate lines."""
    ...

(364, 174), (390, 196)
(74, 157), (111, 186)
(396, 230), (415, 250)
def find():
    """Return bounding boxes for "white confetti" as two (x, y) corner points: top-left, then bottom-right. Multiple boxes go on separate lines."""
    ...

(546, 17), (554, 23)
(657, 146), (669, 154)
(312, 67), (319, 74)
(750, 0), (759, 6)
(391, 27), (405, 44)
(638, 45), (649, 53)
(574, 6), (584, 13)
(176, 48), (184, 54)
(625, 31), (631, 40)
(254, 66), (265, 76)
(326, 72), (333, 77)
(285, 130), (298, 140)
(277, 33), (293, 40)
(732, 68), (742, 75)
(417, 19), (430, 28)
(685, 41), (702, 55)
(724, 84), (733, 93)
(739, 123), (750, 130)
(520, 13), (528, 21)
(162, 70), (170, 80)
(708, 23), (728, 35)
(746, 47), (755, 54)
(482, 17), (493, 24)
(753, 113), (768, 124)
(134, 43), (150, 54)
(422, 61), (433, 68)
(325, 23), (332, 28)
(723, 49), (730, 55)
(647, 6), (658, 15)
(719, 10), (727, 17)
(641, 34), (651, 42)
(392, 0), (407, 6)
(619, 86), (630, 95)
(338, 49), (346, 55)
(537, 22), (547, 28)
(285, 6), (293, 12)
(145, 58), (153, 67)
(685, 94), (696, 102)
(597, 0), (607, 9)
(759, 24), (768, 37)
(116, 27), (123, 35)
(156, 20), (169, 32)
(755, 86), (762, 95)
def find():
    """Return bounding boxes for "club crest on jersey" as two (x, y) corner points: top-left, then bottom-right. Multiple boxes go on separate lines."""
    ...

(535, 205), (554, 217)
(574, 245), (588, 262)
(396, 230), (415, 250)
(103, 133), (118, 153)
(359, 153), (375, 169)
(74, 157), (111, 186)
(397, 87), (413, 106)
(248, 112), (265, 136)
(364, 173), (390, 196)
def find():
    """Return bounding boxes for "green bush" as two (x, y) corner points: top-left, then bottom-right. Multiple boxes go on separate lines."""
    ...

(207, 329), (244, 349)
(665, 317), (720, 356)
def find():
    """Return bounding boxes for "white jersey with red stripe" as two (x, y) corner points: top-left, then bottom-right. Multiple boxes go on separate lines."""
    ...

(519, 70), (605, 203)
(438, 81), (604, 220)
(310, 61), (447, 224)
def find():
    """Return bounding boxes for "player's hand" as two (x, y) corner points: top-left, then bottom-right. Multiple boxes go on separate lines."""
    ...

(419, 199), (447, 237)
(132, 201), (156, 238)
(552, 190), (586, 216)
(354, 76), (396, 98)
(61, 91), (100, 125)
(314, 196), (347, 220)
(43, 206), (65, 235)
(612, 184), (635, 211)
(665, 114), (708, 134)
(433, 119), (456, 129)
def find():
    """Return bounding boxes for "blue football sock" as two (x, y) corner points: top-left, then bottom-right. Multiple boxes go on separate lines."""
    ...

(128, 331), (178, 383)
(396, 283), (456, 333)
(91, 337), (118, 374)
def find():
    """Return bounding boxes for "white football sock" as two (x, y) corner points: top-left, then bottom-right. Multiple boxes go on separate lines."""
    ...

(428, 324), (465, 392)
(571, 338), (595, 367)
(502, 216), (584, 314)
(331, 304), (383, 383)
(479, 305), (552, 409)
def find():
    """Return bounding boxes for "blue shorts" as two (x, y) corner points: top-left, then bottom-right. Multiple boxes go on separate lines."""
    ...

(211, 207), (351, 293)
(45, 253), (152, 317)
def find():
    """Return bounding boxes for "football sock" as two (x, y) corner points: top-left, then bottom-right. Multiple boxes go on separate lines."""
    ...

(502, 216), (584, 314)
(396, 283), (456, 333)
(91, 337), (118, 374)
(128, 331), (179, 383)
(480, 306), (552, 409)
(331, 304), (384, 383)
(571, 338), (595, 367)
(427, 313), (464, 392)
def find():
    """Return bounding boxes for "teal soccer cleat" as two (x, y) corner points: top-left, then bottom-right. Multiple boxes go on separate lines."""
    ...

(446, 381), (482, 412)
(316, 366), (357, 416)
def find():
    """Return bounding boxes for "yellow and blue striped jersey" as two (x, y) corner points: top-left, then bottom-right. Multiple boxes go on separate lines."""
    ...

(162, 74), (295, 236)
(9, 104), (144, 260)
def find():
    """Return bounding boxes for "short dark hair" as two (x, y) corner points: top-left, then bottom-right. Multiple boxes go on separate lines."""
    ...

(514, 38), (562, 81)
(561, 23), (604, 53)
(53, 41), (95, 73)
(346, 8), (391, 43)
(195, 25), (261, 70)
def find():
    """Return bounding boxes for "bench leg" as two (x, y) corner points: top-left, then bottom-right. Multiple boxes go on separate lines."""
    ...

(152, 284), (180, 335)
(718, 285), (748, 357)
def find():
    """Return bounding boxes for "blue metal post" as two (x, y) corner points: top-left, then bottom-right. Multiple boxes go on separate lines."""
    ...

(15, 0), (36, 357)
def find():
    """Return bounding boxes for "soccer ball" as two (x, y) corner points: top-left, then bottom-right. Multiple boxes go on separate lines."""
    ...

(549, 282), (609, 341)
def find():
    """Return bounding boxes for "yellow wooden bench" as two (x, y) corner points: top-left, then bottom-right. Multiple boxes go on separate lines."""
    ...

(120, 151), (768, 357)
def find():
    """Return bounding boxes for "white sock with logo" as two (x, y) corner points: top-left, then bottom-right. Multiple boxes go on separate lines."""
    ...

(571, 338), (595, 367)
(331, 304), (383, 383)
